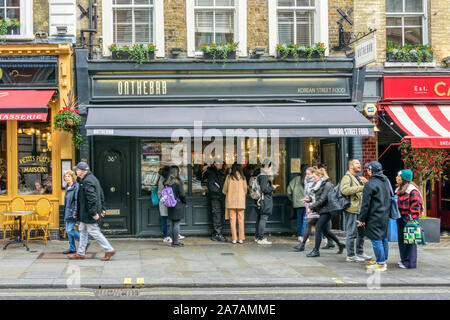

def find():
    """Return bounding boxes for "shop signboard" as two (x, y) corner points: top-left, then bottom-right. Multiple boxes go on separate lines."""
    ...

(355, 36), (376, 68)
(384, 76), (450, 101)
(0, 56), (58, 88)
(90, 75), (351, 101)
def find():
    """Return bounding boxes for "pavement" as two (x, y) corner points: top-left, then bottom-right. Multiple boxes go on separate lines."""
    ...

(0, 235), (449, 289)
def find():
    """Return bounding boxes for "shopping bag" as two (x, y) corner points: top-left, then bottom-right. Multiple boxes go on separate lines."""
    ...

(387, 218), (398, 242)
(403, 218), (426, 245)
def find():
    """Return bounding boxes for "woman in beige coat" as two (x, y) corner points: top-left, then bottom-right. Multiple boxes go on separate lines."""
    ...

(222, 163), (247, 244)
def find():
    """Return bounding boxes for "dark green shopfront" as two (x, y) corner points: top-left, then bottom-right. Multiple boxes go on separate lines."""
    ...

(74, 49), (373, 237)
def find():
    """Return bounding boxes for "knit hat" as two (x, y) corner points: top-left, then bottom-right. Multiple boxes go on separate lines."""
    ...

(399, 169), (413, 182)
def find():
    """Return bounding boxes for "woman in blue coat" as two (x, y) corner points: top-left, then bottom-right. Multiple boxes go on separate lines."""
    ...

(63, 170), (80, 254)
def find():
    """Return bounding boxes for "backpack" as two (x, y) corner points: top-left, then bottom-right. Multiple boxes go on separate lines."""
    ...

(151, 185), (159, 206)
(248, 174), (263, 201)
(160, 185), (178, 208)
(327, 175), (352, 212)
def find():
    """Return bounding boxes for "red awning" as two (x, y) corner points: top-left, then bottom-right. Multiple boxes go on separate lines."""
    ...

(0, 90), (55, 121)
(384, 104), (450, 148)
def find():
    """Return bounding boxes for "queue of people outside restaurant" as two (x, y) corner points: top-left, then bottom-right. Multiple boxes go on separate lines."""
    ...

(62, 157), (424, 272)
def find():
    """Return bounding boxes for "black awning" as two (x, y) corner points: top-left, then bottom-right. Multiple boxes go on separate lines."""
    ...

(85, 105), (374, 137)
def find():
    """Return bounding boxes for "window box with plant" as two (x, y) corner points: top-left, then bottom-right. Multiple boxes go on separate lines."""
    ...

(276, 42), (326, 60)
(0, 18), (20, 36)
(54, 92), (82, 149)
(109, 44), (156, 65)
(386, 41), (433, 65)
(200, 42), (238, 62)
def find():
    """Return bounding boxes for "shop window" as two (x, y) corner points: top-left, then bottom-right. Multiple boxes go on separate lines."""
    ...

(386, 0), (427, 45)
(0, 122), (6, 195)
(141, 140), (188, 197)
(194, 0), (236, 51)
(17, 120), (52, 195)
(192, 138), (286, 195)
(277, 0), (315, 46)
(112, 0), (154, 45)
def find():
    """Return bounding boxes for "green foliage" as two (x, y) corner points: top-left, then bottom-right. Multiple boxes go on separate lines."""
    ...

(53, 92), (83, 149)
(386, 41), (434, 65)
(200, 42), (238, 63)
(276, 42), (326, 60)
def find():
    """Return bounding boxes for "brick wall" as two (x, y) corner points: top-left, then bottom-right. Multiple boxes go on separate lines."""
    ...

(77, 0), (103, 57)
(33, 0), (49, 35)
(164, 0), (187, 55)
(362, 135), (378, 177)
(328, 0), (353, 55)
(429, 0), (450, 67)
(248, 0), (269, 53)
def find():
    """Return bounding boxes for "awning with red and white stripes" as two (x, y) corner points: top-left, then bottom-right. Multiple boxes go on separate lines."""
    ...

(384, 104), (450, 148)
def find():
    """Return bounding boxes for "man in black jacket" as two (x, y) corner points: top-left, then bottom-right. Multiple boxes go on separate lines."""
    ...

(207, 160), (227, 242)
(68, 162), (116, 261)
(357, 161), (391, 271)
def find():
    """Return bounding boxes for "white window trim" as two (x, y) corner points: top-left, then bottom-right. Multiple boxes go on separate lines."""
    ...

(102, 0), (164, 58)
(0, 0), (34, 41)
(385, 0), (428, 45)
(186, 0), (247, 57)
(268, 0), (328, 57)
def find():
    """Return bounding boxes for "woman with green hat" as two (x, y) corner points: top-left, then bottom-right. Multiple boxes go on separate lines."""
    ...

(395, 169), (424, 269)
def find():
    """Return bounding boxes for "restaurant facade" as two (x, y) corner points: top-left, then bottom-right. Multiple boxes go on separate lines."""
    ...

(75, 49), (374, 237)
(0, 44), (75, 239)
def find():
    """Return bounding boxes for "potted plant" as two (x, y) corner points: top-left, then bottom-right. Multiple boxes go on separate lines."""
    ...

(54, 91), (82, 149)
(386, 41), (433, 65)
(109, 44), (130, 60)
(0, 18), (20, 36)
(200, 42), (238, 62)
(277, 42), (326, 60)
(276, 43), (299, 59)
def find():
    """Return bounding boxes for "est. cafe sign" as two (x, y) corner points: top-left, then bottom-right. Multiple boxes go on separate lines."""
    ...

(383, 76), (450, 101)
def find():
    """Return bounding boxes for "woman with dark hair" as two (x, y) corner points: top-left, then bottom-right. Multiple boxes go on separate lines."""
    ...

(163, 166), (186, 247)
(158, 166), (171, 242)
(395, 169), (423, 269)
(223, 163), (248, 244)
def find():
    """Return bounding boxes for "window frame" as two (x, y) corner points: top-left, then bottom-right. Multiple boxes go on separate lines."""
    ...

(0, 0), (34, 41)
(268, 0), (328, 56)
(102, 0), (165, 58)
(277, 1), (317, 46)
(385, 0), (428, 46)
(186, 0), (247, 57)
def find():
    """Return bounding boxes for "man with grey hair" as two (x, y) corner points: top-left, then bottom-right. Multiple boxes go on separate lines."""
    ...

(68, 162), (115, 261)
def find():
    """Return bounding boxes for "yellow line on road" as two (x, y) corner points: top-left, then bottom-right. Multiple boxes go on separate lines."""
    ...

(0, 292), (95, 297)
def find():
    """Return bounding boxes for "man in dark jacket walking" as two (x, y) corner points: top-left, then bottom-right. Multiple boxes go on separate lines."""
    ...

(357, 161), (391, 271)
(68, 162), (115, 261)
(207, 160), (227, 242)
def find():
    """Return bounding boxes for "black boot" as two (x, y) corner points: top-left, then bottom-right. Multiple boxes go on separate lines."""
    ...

(321, 243), (335, 249)
(306, 249), (320, 257)
(293, 243), (305, 252)
(337, 243), (345, 254)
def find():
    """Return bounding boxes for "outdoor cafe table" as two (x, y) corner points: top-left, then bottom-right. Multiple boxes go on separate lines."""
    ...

(1, 211), (35, 251)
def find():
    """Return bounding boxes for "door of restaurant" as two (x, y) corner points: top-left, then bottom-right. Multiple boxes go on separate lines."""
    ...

(94, 137), (133, 235)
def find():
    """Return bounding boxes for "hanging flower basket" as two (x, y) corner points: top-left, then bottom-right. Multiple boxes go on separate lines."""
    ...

(54, 91), (83, 149)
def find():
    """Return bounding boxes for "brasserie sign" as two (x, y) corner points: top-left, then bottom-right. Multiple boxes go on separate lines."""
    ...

(90, 76), (351, 101)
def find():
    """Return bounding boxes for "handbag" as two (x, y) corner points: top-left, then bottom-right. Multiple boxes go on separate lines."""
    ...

(388, 182), (401, 220)
(387, 218), (398, 242)
(403, 215), (426, 245)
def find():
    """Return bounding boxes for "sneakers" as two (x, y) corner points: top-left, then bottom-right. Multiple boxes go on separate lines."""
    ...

(212, 234), (227, 242)
(357, 253), (372, 261)
(238, 240), (244, 244)
(163, 237), (172, 243)
(346, 255), (365, 262)
(398, 262), (407, 269)
(298, 236), (303, 242)
(366, 263), (387, 271)
(178, 234), (185, 240)
(232, 240), (237, 244)
(306, 249), (320, 257)
(256, 238), (272, 245)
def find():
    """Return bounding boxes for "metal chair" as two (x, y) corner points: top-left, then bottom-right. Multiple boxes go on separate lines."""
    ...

(1, 197), (27, 244)
(27, 198), (53, 245)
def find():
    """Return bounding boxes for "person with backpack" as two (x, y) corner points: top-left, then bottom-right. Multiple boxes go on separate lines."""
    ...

(357, 161), (392, 271)
(340, 159), (371, 262)
(207, 159), (227, 242)
(306, 167), (345, 257)
(254, 159), (279, 245)
(395, 169), (423, 269)
(222, 163), (248, 244)
(158, 166), (170, 243)
(287, 170), (306, 242)
(162, 166), (186, 247)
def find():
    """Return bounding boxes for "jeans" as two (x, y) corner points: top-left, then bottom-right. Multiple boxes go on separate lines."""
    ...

(78, 222), (114, 255)
(296, 208), (306, 237)
(211, 199), (224, 236)
(161, 216), (168, 238)
(255, 214), (269, 240)
(65, 221), (79, 252)
(314, 213), (341, 251)
(371, 237), (389, 264)
(344, 211), (365, 257)
(170, 219), (181, 244)
(397, 217), (418, 268)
